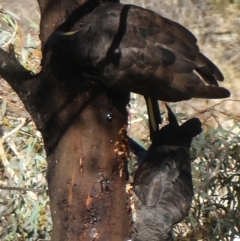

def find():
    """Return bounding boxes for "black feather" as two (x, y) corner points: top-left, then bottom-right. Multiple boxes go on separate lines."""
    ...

(47, 2), (230, 101)
(132, 104), (202, 241)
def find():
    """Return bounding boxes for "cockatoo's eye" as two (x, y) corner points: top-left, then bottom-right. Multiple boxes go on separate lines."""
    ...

(79, 22), (84, 28)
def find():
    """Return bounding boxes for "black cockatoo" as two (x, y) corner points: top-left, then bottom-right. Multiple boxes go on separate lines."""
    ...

(132, 104), (202, 241)
(47, 2), (230, 103)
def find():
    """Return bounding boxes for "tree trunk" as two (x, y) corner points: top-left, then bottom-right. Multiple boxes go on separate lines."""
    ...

(0, 0), (132, 240)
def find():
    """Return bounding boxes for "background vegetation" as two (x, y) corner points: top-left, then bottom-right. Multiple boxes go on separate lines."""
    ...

(0, 0), (239, 240)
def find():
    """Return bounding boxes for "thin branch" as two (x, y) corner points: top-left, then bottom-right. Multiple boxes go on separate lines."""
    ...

(0, 138), (16, 179)
(0, 118), (27, 177)
(2, 117), (26, 140)
(0, 45), (34, 82)
(0, 186), (46, 193)
(181, 99), (240, 120)
(0, 45), (43, 129)
(195, 141), (229, 193)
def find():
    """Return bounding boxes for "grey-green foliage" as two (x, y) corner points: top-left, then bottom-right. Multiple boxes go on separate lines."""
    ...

(128, 97), (240, 241)
(174, 115), (240, 240)
(0, 98), (51, 240)
(0, 6), (41, 74)
(0, 0), (239, 240)
(1, 96), (240, 241)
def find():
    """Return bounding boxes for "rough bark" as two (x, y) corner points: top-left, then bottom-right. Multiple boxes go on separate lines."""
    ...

(0, 0), (132, 240)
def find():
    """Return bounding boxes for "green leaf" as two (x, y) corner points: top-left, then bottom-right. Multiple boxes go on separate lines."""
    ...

(4, 10), (21, 21)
